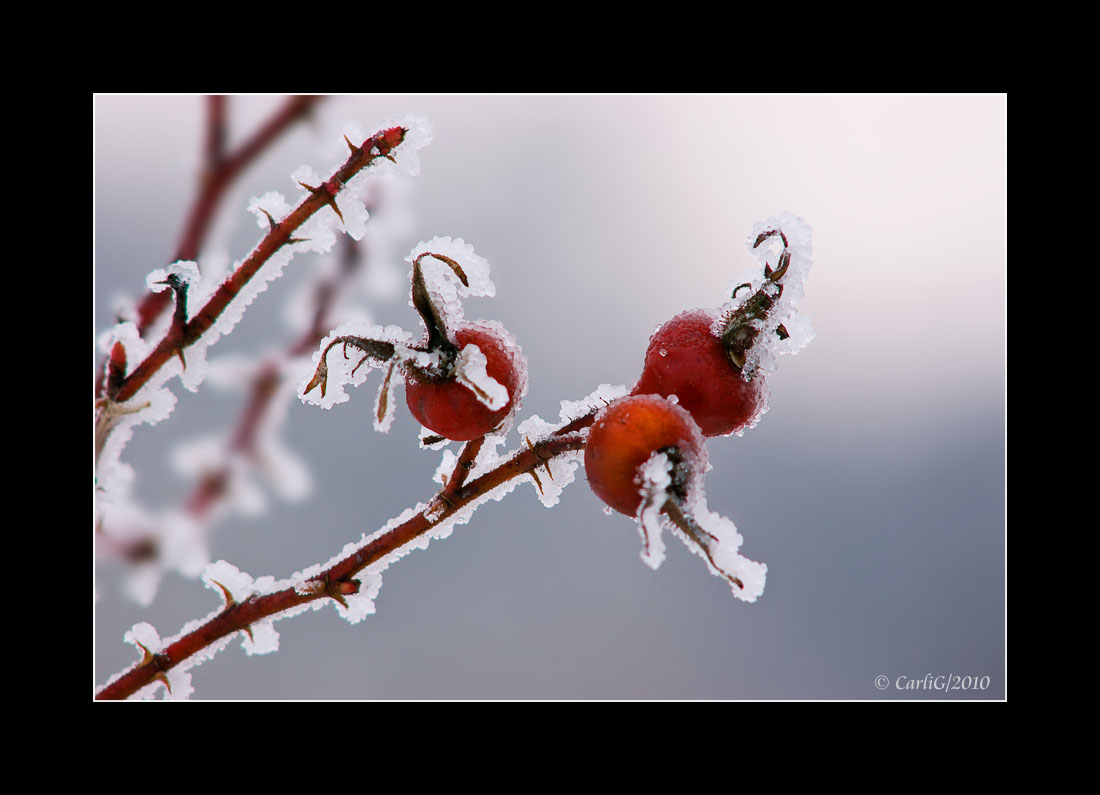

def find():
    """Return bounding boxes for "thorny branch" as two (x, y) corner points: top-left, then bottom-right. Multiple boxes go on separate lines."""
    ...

(95, 96), (322, 399)
(96, 125), (406, 427)
(95, 425), (590, 700)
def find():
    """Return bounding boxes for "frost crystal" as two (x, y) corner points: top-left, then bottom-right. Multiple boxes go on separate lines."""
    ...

(117, 622), (195, 701)
(248, 192), (293, 230)
(202, 559), (256, 604)
(514, 414), (583, 508)
(559, 383), (630, 425)
(683, 494), (768, 603)
(635, 452), (673, 569)
(455, 343), (508, 411)
(618, 444), (767, 603)
(298, 322), (418, 410)
(406, 236), (495, 331)
(719, 212), (816, 380)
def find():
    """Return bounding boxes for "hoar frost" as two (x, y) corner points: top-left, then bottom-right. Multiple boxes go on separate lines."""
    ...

(633, 448), (767, 603)
(718, 211), (815, 380)
(406, 236), (495, 332)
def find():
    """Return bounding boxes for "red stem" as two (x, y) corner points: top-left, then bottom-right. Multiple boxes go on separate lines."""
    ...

(110, 126), (406, 405)
(95, 96), (321, 398)
(95, 430), (588, 700)
(204, 96), (229, 174)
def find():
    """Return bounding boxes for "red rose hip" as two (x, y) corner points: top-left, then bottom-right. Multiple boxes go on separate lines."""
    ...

(405, 322), (523, 441)
(584, 394), (706, 517)
(631, 308), (766, 437)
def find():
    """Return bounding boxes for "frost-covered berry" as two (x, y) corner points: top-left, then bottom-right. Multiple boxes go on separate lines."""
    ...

(405, 322), (524, 441)
(631, 309), (766, 437)
(584, 394), (706, 516)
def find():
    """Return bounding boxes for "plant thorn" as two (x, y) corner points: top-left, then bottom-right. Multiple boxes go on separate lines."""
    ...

(210, 579), (237, 608)
(298, 181), (345, 224)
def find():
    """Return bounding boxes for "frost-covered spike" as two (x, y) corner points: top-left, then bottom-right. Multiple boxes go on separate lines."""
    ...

(515, 415), (584, 508)
(202, 560), (255, 605)
(248, 192), (293, 230)
(209, 579), (237, 607)
(241, 619), (280, 656)
(559, 384), (630, 426)
(524, 437), (547, 495)
(297, 179), (345, 225)
(124, 621), (162, 665)
(157, 668), (195, 701)
(525, 436), (555, 483)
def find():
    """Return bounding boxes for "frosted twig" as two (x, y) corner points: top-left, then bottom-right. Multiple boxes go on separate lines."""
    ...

(108, 125), (407, 406)
(95, 430), (588, 700)
(139, 96), (322, 336)
(662, 500), (744, 591)
(95, 96), (322, 399)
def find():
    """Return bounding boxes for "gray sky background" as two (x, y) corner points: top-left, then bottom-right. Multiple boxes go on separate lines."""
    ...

(94, 95), (1006, 700)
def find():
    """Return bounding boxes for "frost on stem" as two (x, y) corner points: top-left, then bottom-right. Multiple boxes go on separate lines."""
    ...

(99, 115), (431, 435)
(636, 451), (767, 603)
(513, 384), (629, 508)
(95, 117), (434, 610)
(299, 322), (419, 408)
(115, 622), (195, 701)
(717, 212), (815, 380)
(300, 237), (528, 441)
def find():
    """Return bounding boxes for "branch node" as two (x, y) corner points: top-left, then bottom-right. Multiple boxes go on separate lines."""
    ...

(526, 436), (554, 485)
(298, 180), (345, 224)
(323, 575), (360, 609)
(260, 208), (279, 232)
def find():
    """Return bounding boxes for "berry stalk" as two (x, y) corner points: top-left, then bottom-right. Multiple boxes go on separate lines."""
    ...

(721, 228), (792, 372)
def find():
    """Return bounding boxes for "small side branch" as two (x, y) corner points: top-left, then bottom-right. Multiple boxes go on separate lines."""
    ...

(301, 335), (400, 399)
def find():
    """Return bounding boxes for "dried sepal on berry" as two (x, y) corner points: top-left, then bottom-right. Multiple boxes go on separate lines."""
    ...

(584, 394), (766, 602)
